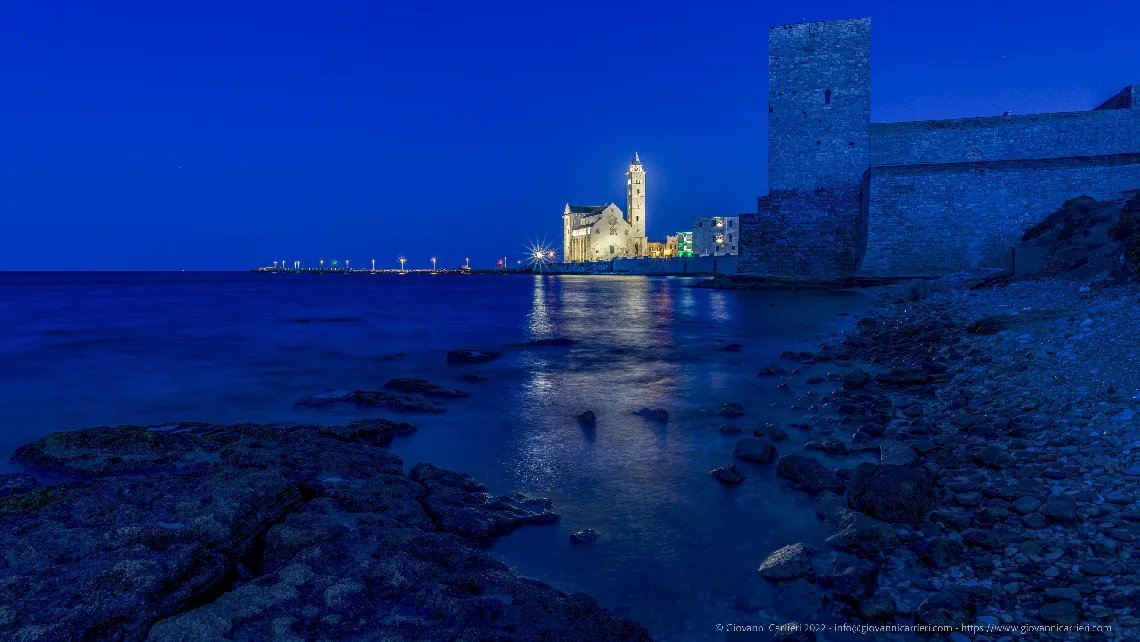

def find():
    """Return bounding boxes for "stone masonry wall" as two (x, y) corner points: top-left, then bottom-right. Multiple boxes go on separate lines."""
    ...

(870, 107), (1139, 167)
(859, 154), (1140, 275)
(739, 187), (863, 277)
(768, 18), (870, 192)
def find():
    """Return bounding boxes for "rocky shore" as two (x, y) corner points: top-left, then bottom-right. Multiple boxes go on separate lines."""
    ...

(741, 271), (1140, 640)
(0, 420), (650, 641)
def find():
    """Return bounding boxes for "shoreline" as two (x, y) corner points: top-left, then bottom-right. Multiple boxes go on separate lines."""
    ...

(743, 271), (1137, 639)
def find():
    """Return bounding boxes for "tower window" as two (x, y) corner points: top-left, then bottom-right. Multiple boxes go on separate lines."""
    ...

(824, 90), (832, 105)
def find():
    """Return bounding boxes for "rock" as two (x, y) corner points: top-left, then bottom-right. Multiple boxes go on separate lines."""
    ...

(859, 596), (897, 621)
(1079, 560), (1110, 576)
(777, 455), (844, 493)
(508, 337), (575, 347)
(773, 622), (817, 642)
(818, 436), (848, 455)
(1011, 496), (1042, 515)
(446, 349), (502, 364)
(842, 369), (870, 390)
(733, 438), (776, 464)
(967, 316), (1007, 335)
(1045, 587), (1081, 603)
(773, 580), (827, 622)
(722, 343), (743, 352)
(635, 408), (668, 422)
(577, 411), (597, 426)
(1039, 600), (1079, 625)
(917, 590), (972, 628)
(847, 463), (936, 524)
(758, 543), (816, 581)
(963, 529), (1004, 550)
(718, 424), (743, 434)
(710, 465), (744, 485)
(570, 529), (598, 544)
(295, 389), (445, 413)
(718, 402), (745, 418)
(876, 368), (931, 386)
(5, 422), (650, 641)
(916, 536), (963, 569)
(383, 378), (469, 398)
(972, 445), (1014, 469)
(1040, 497), (1079, 525)
(755, 423), (789, 442)
(816, 492), (899, 557)
(0, 473), (40, 498)
(830, 558), (879, 603)
(880, 441), (917, 466)
(458, 373), (488, 383)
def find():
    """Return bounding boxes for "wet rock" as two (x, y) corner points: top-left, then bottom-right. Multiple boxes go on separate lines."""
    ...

(446, 349), (501, 364)
(773, 622), (817, 642)
(0, 473), (41, 498)
(773, 579), (827, 621)
(1045, 587), (1081, 603)
(570, 528), (598, 544)
(755, 423), (789, 442)
(805, 436), (846, 455)
(1039, 600), (1079, 625)
(842, 369), (870, 390)
(972, 445), (1014, 470)
(816, 492), (899, 557)
(917, 590), (973, 627)
(410, 463), (559, 545)
(859, 595), (897, 621)
(11, 424), (206, 476)
(875, 368), (931, 386)
(777, 455), (844, 494)
(734, 437), (776, 464)
(915, 536), (963, 569)
(634, 408), (667, 423)
(718, 424), (743, 434)
(577, 411), (597, 426)
(710, 465), (744, 485)
(722, 343), (743, 352)
(830, 557), (879, 603)
(383, 378), (469, 398)
(4, 422), (649, 642)
(847, 463), (936, 524)
(295, 389), (445, 413)
(718, 402), (745, 418)
(1040, 497), (1079, 525)
(880, 441), (917, 466)
(758, 542), (815, 581)
(457, 373), (488, 383)
(963, 529), (1004, 550)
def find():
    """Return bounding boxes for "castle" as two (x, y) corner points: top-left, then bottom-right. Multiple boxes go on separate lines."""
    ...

(562, 153), (649, 262)
(739, 18), (1140, 278)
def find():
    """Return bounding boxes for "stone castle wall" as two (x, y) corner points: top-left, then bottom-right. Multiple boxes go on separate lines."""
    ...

(860, 154), (1140, 275)
(870, 108), (1140, 167)
(739, 188), (863, 277)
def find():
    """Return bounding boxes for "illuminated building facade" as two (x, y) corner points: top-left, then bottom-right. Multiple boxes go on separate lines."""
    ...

(692, 216), (740, 257)
(562, 153), (650, 262)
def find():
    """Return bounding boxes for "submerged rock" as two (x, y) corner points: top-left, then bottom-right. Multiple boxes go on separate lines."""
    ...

(383, 378), (470, 398)
(506, 337), (576, 348)
(2, 422), (648, 641)
(577, 410), (597, 426)
(295, 389), (445, 413)
(733, 437), (776, 464)
(710, 465), (744, 484)
(458, 373), (488, 383)
(570, 528), (598, 544)
(776, 455), (844, 493)
(446, 349), (502, 364)
(718, 402), (745, 418)
(635, 408), (668, 423)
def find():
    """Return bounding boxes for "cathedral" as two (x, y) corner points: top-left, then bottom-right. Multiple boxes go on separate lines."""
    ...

(562, 153), (649, 262)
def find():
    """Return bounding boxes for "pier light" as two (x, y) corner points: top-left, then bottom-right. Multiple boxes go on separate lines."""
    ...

(431, 256), (437, 271)
(398, 256), (407, 272)
(372, 259), (375, 271)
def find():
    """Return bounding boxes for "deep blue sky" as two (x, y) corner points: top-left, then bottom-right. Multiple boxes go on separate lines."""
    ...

(2, 1), (1138, 270)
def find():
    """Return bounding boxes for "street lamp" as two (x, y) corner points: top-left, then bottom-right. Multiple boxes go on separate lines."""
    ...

(431, 256), (437, 271)
(372, 259), (375, 271)
(398, 256), (407, 272)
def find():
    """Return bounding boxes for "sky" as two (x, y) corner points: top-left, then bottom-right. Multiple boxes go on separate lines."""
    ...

(1, 0), (1138, 270)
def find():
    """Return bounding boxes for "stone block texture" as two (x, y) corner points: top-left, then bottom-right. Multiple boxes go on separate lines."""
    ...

(739, 17), (1140, 278)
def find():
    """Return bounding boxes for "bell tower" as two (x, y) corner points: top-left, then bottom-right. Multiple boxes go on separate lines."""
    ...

(626, 152), (646, 246)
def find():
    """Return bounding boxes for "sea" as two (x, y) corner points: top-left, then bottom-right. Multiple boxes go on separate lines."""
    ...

(0, 271), (877, 640)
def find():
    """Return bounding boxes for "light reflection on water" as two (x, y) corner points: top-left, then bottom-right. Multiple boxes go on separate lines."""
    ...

(0, 271), (875, 641)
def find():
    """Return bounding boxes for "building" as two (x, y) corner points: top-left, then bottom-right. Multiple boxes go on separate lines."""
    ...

(692, 216), (740, 257)
(739, 17), (1140, 278)
(674, 232), (693, 257)
(562, 153), (649, 262)
(647, 241), (666, 257)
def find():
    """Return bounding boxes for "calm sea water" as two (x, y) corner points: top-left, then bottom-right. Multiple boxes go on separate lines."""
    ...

(0, 271), (874, 640)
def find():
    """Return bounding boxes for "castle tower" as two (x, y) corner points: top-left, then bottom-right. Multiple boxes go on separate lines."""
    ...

(626, 152), (646, 248)
(767, 19), (870, 193)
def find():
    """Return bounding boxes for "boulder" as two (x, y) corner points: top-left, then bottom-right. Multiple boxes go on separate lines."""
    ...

(383, 378), (469, 398)
(755, 423), (789, 442)
(577, 411), (597, 426)
(718, 402), (745, 418)
(570, 529), (598, 544)
(635, 408), (668, 422)
(777, 456), (844, 494)
(446, 349), (501, 364)
(1041, 497), (1079, 524)
(880, 441), (917, 466)
(816, 492), (899, 557)
(710, 465), (744, 485)
(830, 557), (880, 603)
(758, 543), (815, 581)
(733, 437), (776, 464)
(847, 463), (936, 524)
(718, 424), (743, 434)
